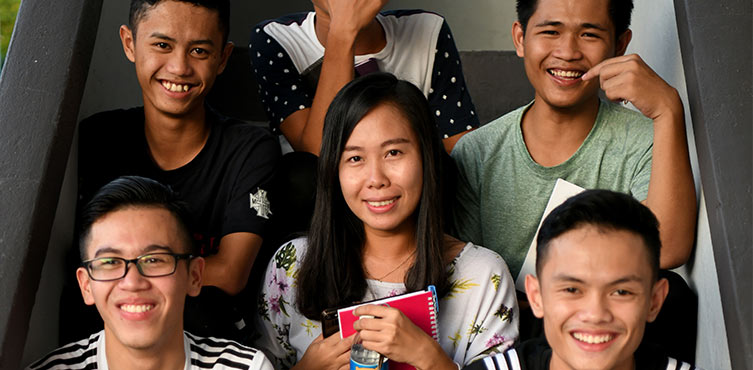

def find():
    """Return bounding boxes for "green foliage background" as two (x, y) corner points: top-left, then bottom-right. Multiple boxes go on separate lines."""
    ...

(1, 0), (22, 67)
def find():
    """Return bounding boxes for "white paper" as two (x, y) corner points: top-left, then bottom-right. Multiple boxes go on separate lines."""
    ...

(515, 178), (585, 292)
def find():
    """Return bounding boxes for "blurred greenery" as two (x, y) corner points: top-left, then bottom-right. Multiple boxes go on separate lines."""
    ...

(1, 0), (22, 67)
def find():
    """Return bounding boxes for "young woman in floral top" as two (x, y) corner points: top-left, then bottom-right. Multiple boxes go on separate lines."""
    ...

(255, 73), (518, 370)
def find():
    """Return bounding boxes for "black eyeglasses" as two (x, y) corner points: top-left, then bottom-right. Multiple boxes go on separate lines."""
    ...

(82, 252), (193, 281)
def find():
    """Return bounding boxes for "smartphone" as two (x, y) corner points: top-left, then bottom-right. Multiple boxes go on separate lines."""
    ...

(321, 308), (339, 337)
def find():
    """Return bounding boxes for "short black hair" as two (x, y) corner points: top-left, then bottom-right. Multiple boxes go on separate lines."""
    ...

(78, 176), (195, 260)
(128, 0), (230, 44)
(516, 0), (634, 39)
(536, 189), (661, 281)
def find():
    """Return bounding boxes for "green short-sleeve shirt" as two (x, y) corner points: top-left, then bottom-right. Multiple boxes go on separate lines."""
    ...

(451, 99), (653, 279)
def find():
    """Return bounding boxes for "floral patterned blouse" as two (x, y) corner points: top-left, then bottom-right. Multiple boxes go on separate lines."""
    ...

(254, 237), (519, 369)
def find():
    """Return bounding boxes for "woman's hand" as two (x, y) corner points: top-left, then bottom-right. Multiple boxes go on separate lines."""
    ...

(293, 332), (353, 370)
(353, 305), (457, 370)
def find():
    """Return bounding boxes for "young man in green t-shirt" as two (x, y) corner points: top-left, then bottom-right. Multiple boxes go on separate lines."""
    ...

(452, 0), (696, 279)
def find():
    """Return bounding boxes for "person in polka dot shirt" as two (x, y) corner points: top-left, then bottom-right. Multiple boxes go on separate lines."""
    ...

(249, 1), (480, 155)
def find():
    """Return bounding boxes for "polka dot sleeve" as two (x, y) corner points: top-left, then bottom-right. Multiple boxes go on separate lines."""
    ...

(428, 20), (480, 139)
(249, 24), (312, 133)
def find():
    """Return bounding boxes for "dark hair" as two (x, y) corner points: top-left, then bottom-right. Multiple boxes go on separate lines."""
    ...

(296, 73), (450, 320)
(78, 176), (195, 260)
(129, 0), (230, 44)
(536, 189), (661, 281)
(516, 0), (634, 39)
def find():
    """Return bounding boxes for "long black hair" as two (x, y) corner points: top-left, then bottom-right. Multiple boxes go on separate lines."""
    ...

(297, 73), (450, 320)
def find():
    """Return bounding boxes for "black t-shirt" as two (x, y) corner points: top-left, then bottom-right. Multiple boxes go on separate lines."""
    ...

(78, 106), (280, 254)
(75, 106), (281, 340)
(462, 337), (700, 370)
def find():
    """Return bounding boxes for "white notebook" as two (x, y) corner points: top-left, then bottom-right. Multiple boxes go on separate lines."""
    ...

(515, 178), (585, 291)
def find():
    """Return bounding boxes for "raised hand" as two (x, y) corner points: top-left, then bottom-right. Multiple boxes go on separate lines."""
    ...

(582, 54), (683, 121)
(324, 0), (389, 36)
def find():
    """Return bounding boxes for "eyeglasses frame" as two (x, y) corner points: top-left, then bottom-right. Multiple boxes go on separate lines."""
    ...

(81, 252), (195, 281)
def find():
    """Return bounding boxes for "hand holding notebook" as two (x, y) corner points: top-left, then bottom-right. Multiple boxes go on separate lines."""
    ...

(337, 287), (439, 370)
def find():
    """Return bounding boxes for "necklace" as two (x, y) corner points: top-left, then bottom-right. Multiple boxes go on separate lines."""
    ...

(366, 249), (416, 282)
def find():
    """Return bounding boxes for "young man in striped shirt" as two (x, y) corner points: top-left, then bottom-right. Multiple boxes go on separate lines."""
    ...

(27, 177), (273, 370)
(464, 190), (700, 370)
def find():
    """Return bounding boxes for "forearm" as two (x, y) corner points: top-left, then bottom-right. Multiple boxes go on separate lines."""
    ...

(645, 93), (697, 268)
(201, 233), (262, 295)
(295, 32), (356, 154)
(414, 339), (457, 370)
(443, 130), (470, 154)
(201, 254), (252, 295)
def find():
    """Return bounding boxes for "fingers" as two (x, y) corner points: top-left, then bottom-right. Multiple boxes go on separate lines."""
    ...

(581, 54), (644, 81)
(327, 333), (354, 353)
(332, 345), (352, 370)
(353, 304), (398, 318)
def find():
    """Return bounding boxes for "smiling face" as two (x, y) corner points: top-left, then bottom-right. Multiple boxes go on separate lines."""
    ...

(120, 1), (232, 119)
(526, 225), (667, 370)
(338, 103), (423, 236)
(76, 206), (203, 353)
(512, 0), (630, 112)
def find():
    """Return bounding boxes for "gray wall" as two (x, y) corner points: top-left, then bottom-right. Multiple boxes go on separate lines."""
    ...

(1, 0), (101, 367)
(672, 1), (752, 368)
(623, 1), (733, 367)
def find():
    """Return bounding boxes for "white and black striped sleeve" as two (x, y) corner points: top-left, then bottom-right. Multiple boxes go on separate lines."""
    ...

(186, 332), (273, 370)
(25, 332), (100, 370)
(665, 357), (701, 370)
(463, 349), (526, 370)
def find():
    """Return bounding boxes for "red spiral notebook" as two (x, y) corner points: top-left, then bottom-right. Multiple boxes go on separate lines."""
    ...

(337, 287), (439, 370)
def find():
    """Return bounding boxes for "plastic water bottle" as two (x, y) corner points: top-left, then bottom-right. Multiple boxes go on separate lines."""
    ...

(350, 316), (388, 370)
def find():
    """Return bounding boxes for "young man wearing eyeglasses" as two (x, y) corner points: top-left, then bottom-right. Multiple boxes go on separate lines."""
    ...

(27, 176), (273, 370)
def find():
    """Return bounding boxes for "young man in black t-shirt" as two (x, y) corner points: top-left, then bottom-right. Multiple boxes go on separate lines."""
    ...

(64, 0), (280, 342)
(464, 190), (700, 370)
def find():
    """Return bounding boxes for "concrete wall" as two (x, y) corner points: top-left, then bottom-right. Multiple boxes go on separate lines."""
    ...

(687, 193), (733, 369)
(628, 1), (732, 368)
(383, 1), (515, 51)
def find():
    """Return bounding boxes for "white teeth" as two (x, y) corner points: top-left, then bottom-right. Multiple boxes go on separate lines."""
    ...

(573, 332), (613, 344)
(549, 69), (583, 78)
(367, 199), (395, 207)
(121, 304), (154, 313)
(161, 80), (190, 92)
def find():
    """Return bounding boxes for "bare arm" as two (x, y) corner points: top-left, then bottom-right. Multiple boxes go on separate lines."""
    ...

(201, 232), (263, 295)
(443, 130), (471, 153)
(583, 54), (697, 268)
(280, 33), (354, 154)
(281, 0), (386, 154)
